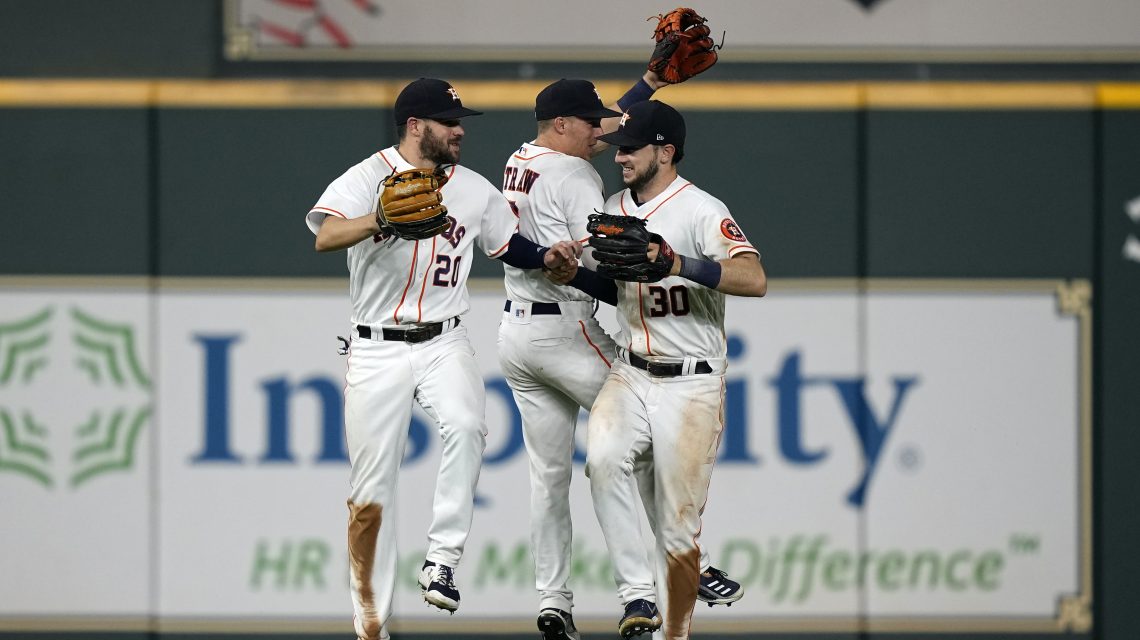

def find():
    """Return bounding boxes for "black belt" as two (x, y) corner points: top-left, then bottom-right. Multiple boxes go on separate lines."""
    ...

(626, 351), (712, 377)
(503, 301), (562, 315)
(357, 318), (459, 344)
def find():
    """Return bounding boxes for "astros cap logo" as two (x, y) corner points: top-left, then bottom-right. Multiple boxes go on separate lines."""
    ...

(618, 112), (631, 128)
(447, 87), (460, 101)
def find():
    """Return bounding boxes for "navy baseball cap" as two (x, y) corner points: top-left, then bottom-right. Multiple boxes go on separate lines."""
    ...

(535, 79), (622, 121)
(394, 78), (483, 125)
(598, 100), (686, 157)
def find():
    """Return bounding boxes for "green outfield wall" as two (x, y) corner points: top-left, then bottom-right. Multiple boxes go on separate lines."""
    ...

(1, 79), (1137, 640)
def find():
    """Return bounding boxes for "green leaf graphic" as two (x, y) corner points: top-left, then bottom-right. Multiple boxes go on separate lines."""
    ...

(0, 308), (52, 386)
(0, 410), (52, 487)
(21, 357), (48, 384)
(71, 406), (150, 487)
(71, 308), (150, 389)
(76, 412), (100, 437)
(74, 409), (125, 462)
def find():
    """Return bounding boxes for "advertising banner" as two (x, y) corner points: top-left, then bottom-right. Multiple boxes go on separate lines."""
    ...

(224, 0), (1140, 62)
(0, 279), (1090, 634)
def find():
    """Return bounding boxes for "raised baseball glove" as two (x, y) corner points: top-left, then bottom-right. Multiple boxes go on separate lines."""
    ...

(587, 213), (675, 282)
(376, 167), (451, 240)
(648, 7), (719, 84)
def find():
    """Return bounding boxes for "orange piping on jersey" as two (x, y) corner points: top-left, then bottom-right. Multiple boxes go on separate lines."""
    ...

(619, 195), (630, 216)
(393, 240), (419, 324)
(311, 206), (347, 218)
(728, 245), (759, 256)
(379, 150), (397, 172)
(637, 283), (652, 355)
(415, 236), (437, 322)
(512, 150), (561, 161)
(578, 320), (612, 368)
(642, 182), (692, 221)
(488, 235), (512, 259)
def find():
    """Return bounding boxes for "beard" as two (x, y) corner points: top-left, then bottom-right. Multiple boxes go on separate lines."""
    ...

(420, 125), (460, 165)
(624, 156), (659, 194)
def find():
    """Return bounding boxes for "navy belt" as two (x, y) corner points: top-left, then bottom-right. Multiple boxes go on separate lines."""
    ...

(626, 351), (712, 377)
(357, 317), (459, 344)
(503, 301), (562, 315)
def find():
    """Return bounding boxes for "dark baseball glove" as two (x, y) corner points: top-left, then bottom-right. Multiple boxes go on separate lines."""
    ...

(587, 213), (675, 282)
(648, 7), (720, 85)
(376, 167), (450, 240)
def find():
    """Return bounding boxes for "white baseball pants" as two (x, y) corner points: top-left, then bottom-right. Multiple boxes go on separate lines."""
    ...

(343, 325), (487, 638)
(586, 360), (725, 640)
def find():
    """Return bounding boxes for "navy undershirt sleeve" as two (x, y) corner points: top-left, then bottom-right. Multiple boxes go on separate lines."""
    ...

(568, 267), (618, 306)
(498, 233), (548, 269)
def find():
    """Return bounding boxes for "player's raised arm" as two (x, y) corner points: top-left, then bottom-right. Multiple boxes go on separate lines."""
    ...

(593, 7), (722, 157)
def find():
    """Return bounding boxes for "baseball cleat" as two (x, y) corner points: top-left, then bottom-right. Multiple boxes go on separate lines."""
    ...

(618, 599), (661, 638)
(537, 607), (581, 640)
(418, 560), (460, 613)
(698, 566), (744, 606)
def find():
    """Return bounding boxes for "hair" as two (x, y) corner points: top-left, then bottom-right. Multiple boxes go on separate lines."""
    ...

(536, 119), (556, 135)
(396, 123), (408, 142)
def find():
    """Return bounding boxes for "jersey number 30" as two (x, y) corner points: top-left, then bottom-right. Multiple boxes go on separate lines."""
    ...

(647, 285), (690, 317)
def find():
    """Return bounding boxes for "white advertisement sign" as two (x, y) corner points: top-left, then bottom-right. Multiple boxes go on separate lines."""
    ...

(0, 279), (1090, 634)
(225, 0), (1140, 62)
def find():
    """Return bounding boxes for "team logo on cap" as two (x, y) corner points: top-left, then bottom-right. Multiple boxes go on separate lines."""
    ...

(720, 219), (747, 242)
(447, 87), (460, 101)
(618, 112), (631, 128)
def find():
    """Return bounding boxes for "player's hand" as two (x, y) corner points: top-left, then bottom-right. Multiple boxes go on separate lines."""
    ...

(544, 261), (578, 285)
(543, 240), (581, 283)
(544, 240), (581, 267)
(649, 240), (682, 276)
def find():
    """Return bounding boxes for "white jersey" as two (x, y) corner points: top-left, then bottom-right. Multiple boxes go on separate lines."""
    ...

(306, 147), (517, 326)
(603, 175), (759, 360)
(501, 142), (601, 304)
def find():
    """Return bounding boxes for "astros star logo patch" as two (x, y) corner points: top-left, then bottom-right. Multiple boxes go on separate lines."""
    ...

(720, 219), (747, 242)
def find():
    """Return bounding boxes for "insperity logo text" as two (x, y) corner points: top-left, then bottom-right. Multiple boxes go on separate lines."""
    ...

(0, 306), (151, 489)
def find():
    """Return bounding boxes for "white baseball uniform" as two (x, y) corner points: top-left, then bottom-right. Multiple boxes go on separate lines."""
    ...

(498, 142), (627, 615)
(587, 175), (758, 640)
(497, 144), (713, 615)
(307, 146), (517, 639)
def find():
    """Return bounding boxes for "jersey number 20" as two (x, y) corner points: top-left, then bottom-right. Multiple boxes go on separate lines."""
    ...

(433, 255), (462, 287)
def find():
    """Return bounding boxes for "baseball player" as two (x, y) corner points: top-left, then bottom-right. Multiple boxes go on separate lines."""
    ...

(499, 79), (744, 640)
(306, 78), (578, 640)
(547, 99), (766, 639)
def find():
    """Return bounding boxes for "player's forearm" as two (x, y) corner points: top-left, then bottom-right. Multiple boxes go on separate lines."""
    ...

(669, 253), (767, 297)
(314, 214), (381, 252)
(566, 267), (618, 306)
(713, 254), (767, 297)
(642, 70), (670, 92)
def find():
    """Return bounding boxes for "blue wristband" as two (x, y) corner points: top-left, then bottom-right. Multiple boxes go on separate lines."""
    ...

(617, 79), (655, 112)
(678, 255), (722, 289)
